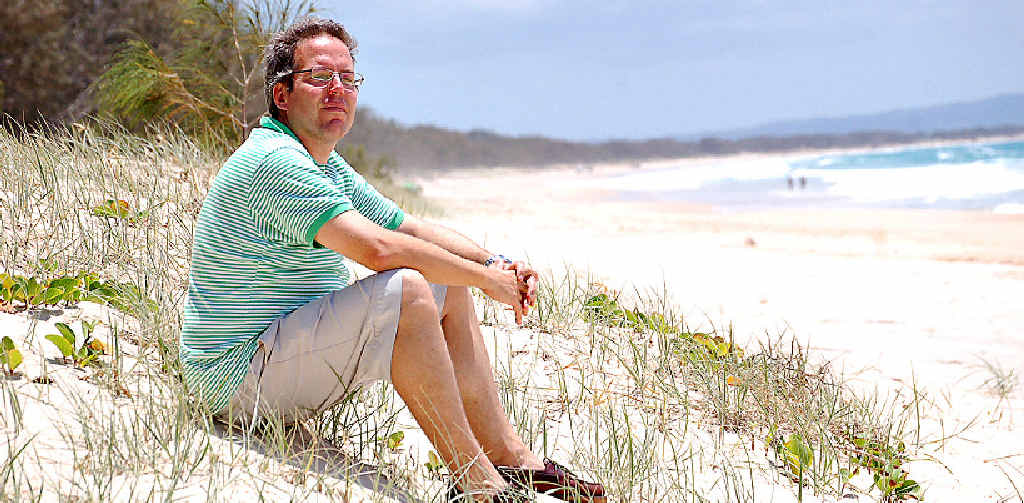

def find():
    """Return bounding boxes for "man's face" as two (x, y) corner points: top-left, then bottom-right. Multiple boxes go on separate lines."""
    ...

(274, 34), (358, 152)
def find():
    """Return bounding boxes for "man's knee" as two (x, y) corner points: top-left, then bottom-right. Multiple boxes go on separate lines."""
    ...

(398, 269), (438, 317)
(441, 285), (472, 317)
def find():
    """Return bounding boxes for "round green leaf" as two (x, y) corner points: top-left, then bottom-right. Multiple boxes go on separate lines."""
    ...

(45, 334), (74, 357)
(6, 349), (22, 370)
(386, 430), (404, 450)
(55, 323), (76, 344)
(43, 287), (65, 304)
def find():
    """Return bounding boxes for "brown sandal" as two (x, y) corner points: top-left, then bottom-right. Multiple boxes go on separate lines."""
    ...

(497, 459), (607, 503)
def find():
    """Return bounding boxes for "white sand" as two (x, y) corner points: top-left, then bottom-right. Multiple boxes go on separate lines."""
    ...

(415, 156), (1024, 502)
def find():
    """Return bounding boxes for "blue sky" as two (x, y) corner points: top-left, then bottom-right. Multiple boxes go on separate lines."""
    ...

(322, 1), (1023, 140)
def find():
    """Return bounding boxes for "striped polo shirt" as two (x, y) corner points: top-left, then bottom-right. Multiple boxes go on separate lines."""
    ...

(180, 116), (403, 414)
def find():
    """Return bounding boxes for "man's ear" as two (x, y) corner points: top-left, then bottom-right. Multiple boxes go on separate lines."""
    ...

(273, 82), (289, 111)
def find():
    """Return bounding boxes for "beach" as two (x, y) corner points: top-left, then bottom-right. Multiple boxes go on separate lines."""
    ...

(3, 135), (1024, 502)
(416, 154), (1024, 500)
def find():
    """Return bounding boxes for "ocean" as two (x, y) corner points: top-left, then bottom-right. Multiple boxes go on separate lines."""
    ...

(597, 139), (1024, 213)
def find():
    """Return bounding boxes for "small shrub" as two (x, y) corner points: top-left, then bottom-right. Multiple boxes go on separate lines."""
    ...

(0, 272), (157, 317)
(849, 434), (923, 501)
(90, 198), (164, 225)
(425, 450), (445, 472)
(0, 336), (23, 375)
(45, 321), (104, 367)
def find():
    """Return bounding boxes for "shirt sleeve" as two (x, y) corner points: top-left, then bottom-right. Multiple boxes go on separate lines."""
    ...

(331, 153), (405, 230)
(248, 147), (353, 247)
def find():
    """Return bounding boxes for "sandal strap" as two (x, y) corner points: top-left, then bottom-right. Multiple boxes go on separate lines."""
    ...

(544, 458), (582, 480)
(496, 459), (606, 501)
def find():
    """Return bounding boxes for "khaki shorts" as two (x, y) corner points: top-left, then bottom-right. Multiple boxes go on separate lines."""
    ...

(222, 268), (446, 425)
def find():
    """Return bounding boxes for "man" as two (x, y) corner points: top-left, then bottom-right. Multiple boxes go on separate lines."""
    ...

(180, 17), (605, 503)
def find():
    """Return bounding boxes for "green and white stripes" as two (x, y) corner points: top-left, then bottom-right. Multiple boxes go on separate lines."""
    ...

(180, 116), (403, 414)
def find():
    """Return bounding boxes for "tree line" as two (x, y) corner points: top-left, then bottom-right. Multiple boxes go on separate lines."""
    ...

(343, 107), (1024, 170)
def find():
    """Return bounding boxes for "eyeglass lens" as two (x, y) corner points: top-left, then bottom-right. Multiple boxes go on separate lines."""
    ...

(307, 68), (362, 90)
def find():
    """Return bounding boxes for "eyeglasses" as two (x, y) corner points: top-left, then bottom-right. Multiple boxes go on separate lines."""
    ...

(290, 67), (364, 91)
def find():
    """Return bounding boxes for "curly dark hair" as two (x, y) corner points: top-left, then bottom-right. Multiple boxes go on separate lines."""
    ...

(263, 17), (357, 120)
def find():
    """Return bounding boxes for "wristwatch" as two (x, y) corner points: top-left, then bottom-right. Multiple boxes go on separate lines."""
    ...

(483, 254), (513, 267)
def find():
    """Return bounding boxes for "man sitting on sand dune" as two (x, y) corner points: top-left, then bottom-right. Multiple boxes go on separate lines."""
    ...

(179, 17), (606, 502)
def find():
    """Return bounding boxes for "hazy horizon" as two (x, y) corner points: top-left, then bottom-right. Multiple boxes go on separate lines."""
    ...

(325, 1), (1023, 141)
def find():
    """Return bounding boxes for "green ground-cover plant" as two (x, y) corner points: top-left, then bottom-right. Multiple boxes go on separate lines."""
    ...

(90, 198), (165, 226)
(45, 321), (104, 367)
(585, 290), (744, 361)
(382, 430), (404, 451)
(584, 290), (684, 336)
(576, 280), (927, 501)
(848, 434), (923, 501)
(91, 199), (133, 220)
(765, 429), (815, 500)
(425, 450), (445, 472)
(0, 271), (157, 317)
(0, 272), (91, 309)
(0, 336), (23, 375)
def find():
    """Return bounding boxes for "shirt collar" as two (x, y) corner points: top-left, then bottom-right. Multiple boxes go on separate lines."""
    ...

(259, 116), (302, 143)
(258, 116), (333, 167)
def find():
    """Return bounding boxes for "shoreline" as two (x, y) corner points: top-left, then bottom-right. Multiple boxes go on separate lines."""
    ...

(407, 134), (1024, 219)
(404, 132), (1024, 180)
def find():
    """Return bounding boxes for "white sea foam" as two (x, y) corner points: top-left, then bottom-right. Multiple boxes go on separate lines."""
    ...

(586, 144), (1024, 210)
(593, 157), (792, 192)
(803, 160), (1024, 204)
(993, 203), (1024, 214)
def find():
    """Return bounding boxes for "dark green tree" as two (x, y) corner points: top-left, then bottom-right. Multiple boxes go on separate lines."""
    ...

(0, 0), (180, 124)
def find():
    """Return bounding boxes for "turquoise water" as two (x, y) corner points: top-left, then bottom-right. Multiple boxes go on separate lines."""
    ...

(603, 140), (1024, 212)
(790, 140), (1024, 171)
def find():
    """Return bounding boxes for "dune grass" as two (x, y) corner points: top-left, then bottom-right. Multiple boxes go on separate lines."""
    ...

(0, 122), (940, 502)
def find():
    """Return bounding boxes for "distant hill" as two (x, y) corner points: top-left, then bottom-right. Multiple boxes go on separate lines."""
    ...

(710, 93), (1024, 139)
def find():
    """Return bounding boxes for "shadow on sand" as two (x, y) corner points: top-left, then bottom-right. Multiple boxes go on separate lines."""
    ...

(210, 420), (428, 502)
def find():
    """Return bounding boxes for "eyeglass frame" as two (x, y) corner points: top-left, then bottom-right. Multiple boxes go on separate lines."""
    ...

(288, 67), (364, 91)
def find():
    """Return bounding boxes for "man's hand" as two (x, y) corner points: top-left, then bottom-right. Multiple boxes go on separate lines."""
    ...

(508, 261), (538, 314)
(487, 260), (537, 324)
(481, 268), (528, 325)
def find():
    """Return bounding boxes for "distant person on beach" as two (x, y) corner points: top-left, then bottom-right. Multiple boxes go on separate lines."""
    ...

(179, 17), (605, 503)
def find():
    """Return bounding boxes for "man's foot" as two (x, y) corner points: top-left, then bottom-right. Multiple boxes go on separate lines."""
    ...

(447, 483), (536, 502)
(496, 458), (606, 503)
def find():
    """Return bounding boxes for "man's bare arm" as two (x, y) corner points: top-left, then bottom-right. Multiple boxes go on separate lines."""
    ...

(396, 214), (493, 265)
(315, 210), (526, 319)
(397, 214), (538, 312)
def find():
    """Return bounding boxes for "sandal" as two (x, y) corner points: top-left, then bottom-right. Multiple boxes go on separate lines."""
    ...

(497, 458), (607, 503)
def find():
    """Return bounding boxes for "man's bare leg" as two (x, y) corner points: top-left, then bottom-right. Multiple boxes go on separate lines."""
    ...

(441, 285), (545, 470)
(390, 271), (506, 493)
